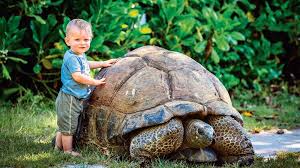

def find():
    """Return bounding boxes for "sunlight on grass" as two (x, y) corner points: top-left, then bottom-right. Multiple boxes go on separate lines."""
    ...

(16, 152), (51, 162)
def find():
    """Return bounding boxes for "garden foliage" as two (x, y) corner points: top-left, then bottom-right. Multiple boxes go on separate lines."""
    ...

(0, 0), (299, 99)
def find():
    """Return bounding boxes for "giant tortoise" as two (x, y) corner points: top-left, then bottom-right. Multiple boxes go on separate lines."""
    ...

(79, 45), (254, 165)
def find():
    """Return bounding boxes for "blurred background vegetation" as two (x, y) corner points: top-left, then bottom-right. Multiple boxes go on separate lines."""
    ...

(0, 0), (299, 100)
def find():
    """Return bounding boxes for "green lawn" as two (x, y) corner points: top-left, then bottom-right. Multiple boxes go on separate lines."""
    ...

(232, 87), (300, 132)
(0, 89), (299, 167)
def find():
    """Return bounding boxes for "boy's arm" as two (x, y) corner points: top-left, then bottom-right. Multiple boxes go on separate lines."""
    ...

(88, 59), (118, 69)
(72, 72), (106, 86)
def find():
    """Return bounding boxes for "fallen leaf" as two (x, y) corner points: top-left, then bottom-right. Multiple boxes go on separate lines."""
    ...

(238, 109), (254, 117)
(252, 128), (261, 134)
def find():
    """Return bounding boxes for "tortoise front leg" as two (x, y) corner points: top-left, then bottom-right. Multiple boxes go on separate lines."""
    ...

(129, 118), (184, 160)
(207, 116), (254, 166)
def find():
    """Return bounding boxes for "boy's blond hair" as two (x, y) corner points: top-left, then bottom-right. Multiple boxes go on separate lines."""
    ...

(66, 19), (93, 38)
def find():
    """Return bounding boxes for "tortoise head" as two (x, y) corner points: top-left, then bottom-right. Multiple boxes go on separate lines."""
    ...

(184, 119), (215, 149)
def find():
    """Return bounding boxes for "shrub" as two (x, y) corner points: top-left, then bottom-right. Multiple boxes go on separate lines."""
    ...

(0, 0), (299, 99)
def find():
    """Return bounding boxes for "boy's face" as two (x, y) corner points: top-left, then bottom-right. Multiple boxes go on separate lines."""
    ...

(65, 27), (92, 55)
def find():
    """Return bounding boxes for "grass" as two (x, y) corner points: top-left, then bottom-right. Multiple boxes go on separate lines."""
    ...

(232, 86), (300, 132)
(0, 88), (299, 167)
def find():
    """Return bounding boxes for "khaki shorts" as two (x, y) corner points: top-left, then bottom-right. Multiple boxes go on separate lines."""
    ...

(55, 91), (83, 135)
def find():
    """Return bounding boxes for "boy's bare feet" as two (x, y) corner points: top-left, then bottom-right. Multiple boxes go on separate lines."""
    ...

(64, 151), (82, 157)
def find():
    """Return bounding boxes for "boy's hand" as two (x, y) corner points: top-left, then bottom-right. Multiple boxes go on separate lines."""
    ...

(94, 78), (106, 86)
(101, 59), (118, 67)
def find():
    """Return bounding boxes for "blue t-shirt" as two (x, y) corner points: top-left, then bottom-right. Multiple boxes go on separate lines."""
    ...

(60, 50), (91, 99)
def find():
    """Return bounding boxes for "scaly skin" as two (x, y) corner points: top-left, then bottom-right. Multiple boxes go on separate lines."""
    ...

(207, 116), (254, 165)
(129, 118), (217, 161)
(129, 118), (184, 159)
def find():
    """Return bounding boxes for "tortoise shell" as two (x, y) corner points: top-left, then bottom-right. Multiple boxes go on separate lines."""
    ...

(85, 46), (242, 143)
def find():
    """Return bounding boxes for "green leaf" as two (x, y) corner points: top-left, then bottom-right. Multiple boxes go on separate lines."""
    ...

(158, 0), (184, 21)
(110, 48), (127, 58)
(230, 32), (245, 41)
(202, 7), (218, 21)
(33, 64), (42, 74)
(182, 36), (196, 46)
(31, 15), (46, 24)
(7, 16), (21, 33)
(51, 0), (64, 6)
(241, 79), (249, 87)
(194, 41), (207, 53)
(211, 48), (220, 64)
(265, 1), (273, 14)
(1, 64), (11, 80)
(52, 58), (63, 69)
(91, 36), (105, 50)
(174, 15), (196, 38)
(7, 57), (27, 64)
(166, 35), (180, 49)
(243, 45), (255, 57)
(227, 35), (237, 45)
(223, 73), (240, 88)
(257, 68), (268, 76)
(226, 52), (240, 61)
(261, 36), (271, 51)
(253, 80), (262, 92)
(271, 42), (284, 55)
(252, 14), (267, 31)
(0, 17), (7, 38)
(98, 45), (110, 53)
(41, 59), (52, 69)
(132, 35), (150, 43)
(14, 48), (31, 56)
(40, 23), (49, 44)
(30, 21), (40, 44)
(47, 14), (57, 27)
(239, 0), (256, 10)
(215, 35), (230, 51)
(268, 15), (276, 25)
(59, 17), (70, 38)
(3, 87), (21, 97)
(268, 68), (281, 80)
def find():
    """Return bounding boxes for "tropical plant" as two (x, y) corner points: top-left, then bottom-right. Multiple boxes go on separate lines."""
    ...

(0, 16), (30, 80)
(0, 0), (298, 99)
(85, 0), (152, 58)
(28, 14), (65, 97)
(0, 16), (31, 99)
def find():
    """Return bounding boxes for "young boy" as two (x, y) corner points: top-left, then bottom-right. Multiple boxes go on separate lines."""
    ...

(55, 19), (117, 156)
